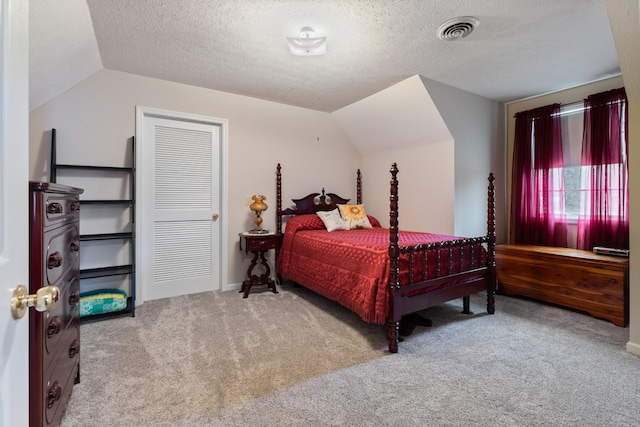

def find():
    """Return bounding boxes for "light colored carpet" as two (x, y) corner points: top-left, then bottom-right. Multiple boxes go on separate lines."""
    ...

(60, 284), (640, 427)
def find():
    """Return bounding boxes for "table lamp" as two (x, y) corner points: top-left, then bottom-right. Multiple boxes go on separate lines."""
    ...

(249, 194), (268, 233)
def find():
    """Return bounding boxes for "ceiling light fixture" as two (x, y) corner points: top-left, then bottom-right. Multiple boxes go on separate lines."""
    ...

(287, 27), (326, 56)
(436, 16), (480, 41)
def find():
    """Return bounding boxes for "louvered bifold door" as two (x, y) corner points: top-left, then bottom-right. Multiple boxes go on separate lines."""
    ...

(147, 118), (220, 300)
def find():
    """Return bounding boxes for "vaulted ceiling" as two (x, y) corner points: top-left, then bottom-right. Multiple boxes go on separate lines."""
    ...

(29, 0), (620, 112)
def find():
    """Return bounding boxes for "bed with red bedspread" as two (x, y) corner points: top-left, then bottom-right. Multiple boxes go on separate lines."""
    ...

(275, 163), (496, 353)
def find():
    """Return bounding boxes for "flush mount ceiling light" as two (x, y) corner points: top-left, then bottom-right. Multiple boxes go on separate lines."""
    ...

(436, 16), (480, 41)
(287, 26), (327, 56)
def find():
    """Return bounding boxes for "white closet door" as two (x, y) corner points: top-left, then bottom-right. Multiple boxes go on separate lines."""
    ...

(0, 0), (29, 424)
(140, 114), (222, 301)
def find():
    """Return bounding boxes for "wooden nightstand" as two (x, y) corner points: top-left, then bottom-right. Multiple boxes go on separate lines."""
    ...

(239, 232), (281, 298)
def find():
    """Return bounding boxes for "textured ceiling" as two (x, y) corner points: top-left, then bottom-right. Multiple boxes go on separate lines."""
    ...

(30, 0), (620, 112)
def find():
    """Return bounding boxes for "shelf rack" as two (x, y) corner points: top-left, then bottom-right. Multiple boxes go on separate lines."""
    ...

(50, 128), (136, 320)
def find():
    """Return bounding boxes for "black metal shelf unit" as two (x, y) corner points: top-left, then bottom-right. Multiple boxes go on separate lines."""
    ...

(50, 128), (136, 320)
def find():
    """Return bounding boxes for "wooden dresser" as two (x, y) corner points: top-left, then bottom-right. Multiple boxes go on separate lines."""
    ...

(29, 182), (84, 427)
(495, 244), (629, 326)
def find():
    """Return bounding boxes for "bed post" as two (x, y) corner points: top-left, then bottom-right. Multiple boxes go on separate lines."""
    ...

(276, 163), (282, 235)
(387, 163), (400, 353)
(487, 172), (496, 314)
(357, 169), (362, 205)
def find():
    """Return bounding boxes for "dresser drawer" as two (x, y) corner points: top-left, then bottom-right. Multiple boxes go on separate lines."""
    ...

(245, 236), (279, 252)
(43, 275), (80, 364)
(44, 193), (80, 227)
(43, 326), (79, 426)
(44, 224), (80, 287)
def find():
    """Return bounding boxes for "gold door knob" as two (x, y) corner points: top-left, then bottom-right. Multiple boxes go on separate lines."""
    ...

(11, 285), (60, 320)
(212, 213), (219, 220)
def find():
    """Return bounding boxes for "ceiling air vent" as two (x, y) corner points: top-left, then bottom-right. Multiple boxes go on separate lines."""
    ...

(436, 16), (480, 41)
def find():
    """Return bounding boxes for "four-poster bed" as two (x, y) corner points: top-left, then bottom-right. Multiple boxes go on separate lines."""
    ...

(275, 163), (496, 353)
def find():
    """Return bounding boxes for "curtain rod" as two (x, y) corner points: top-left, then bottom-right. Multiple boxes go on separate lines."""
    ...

(512, 101), (582, 118)
(504, 73), (622, 105)
(513, 98), (624, 118)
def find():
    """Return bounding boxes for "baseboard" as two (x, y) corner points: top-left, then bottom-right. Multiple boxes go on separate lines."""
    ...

(222, 282), (243, 292)
(626, 340), (640, 356)
(223, 279), (281, 293)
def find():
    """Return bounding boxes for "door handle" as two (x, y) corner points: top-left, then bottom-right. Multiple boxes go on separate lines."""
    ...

(11, 285), (60, 320)
(212, 213), (219, 220)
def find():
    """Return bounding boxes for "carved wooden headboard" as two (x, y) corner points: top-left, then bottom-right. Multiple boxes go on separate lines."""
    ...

(276, 163), (361, 234)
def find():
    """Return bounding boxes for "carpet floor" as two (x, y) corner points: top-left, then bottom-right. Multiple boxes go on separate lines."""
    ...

(60, 284), (640, 427)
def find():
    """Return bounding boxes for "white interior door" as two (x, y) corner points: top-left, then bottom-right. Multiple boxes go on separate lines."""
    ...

(136, 107), (228, 302)
(0, 0), (29, 425)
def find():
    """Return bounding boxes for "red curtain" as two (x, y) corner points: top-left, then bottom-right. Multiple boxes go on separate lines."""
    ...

(577, 88), (629, 250)
(511, 104), (567, 247)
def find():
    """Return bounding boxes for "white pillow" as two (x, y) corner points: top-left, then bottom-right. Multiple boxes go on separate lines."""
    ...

(316, 209), (347, 232)
(337, 204), (373, 230)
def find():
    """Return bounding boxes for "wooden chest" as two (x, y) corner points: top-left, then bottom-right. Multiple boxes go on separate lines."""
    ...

(495, 244), (629, 326)
(29, 182), (84, 427)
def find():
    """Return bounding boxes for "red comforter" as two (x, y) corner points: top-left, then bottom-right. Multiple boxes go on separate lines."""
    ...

(277, 214), (478, 324)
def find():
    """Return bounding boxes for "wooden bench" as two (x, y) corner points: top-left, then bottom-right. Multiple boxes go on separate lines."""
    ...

(495, 244), (629, 326)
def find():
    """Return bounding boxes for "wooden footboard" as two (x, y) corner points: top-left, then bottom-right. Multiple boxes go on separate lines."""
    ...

(387, 163), (496, 352)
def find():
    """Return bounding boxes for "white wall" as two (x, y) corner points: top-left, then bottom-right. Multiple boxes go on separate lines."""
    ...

(627, 88), (640, 355)
(606, 0), (640, 355)
(332, 74), (456, 234)
(421, 77), (504, 241)
(332, 75), (453, 156)
(360, 141), (455, 234)
(336, 74), (502, 240)
(29, 69), (361, 290)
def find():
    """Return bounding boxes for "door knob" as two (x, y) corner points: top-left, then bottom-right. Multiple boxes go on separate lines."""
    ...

(212, 213), (219, 220)
(11, 285), (60, 320)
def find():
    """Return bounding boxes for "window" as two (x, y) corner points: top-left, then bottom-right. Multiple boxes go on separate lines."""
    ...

(511, 88), (629, 250)
(558, 102), (627, 222)
(560, 103), (584, 221)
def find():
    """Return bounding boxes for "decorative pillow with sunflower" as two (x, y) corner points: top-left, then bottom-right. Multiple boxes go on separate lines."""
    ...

(337, 204), (373, 230)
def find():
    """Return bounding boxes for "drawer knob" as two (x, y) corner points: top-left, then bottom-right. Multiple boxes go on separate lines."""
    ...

(47, 252), (62, 269)
(69, 240), (80, 253)
(69, 339), (80, 359)
(69, 201), (80, 212)
(47, 316), (61, 339)
(47, 202), (63, 214)
(47, 382), (61, 409)
(69, 289), (80, 306)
